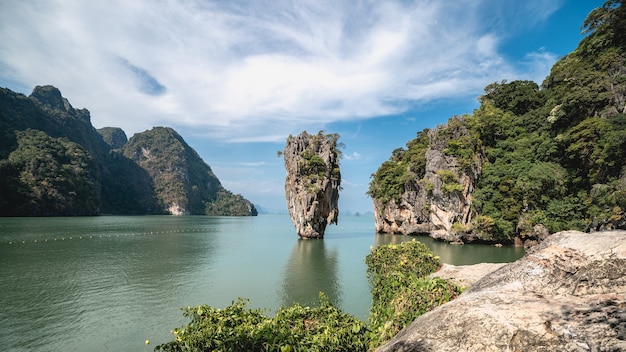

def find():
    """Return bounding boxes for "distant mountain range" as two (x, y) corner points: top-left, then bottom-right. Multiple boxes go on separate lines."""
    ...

(0, 85), (256, 216)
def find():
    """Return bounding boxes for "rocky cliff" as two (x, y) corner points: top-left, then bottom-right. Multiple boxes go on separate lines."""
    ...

(0, 85), (257, 216)
(371, 118), (482, 243)
(123, 127), (257, 216)
(97, 127), (128, 150)
(368, 2), (626, 243)
(283, 131), (341, 238)
(377, 230), (626, 352)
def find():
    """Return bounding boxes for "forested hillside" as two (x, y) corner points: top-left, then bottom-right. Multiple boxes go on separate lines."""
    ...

(0, 85), (256, 216)
(123, 127), (257, 216)
(369, 1), (626, 243)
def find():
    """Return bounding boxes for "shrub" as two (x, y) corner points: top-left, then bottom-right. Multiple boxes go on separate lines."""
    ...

(157, 240), (461, 352)
(365, 240), (462, 348)
(472, 215), (496, 239)
(155, 293), (369, 352)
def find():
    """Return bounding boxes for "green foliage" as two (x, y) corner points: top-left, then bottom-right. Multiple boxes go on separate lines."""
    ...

(158, 240), (461, 351)
(1, 129), (100, 215)
(481, 80), (545, 116)
(298, 149), (328, 176)
(368, 130), (429, 204)
(365, 240), (441, 278)
(561, 116), (626, 186)
(580, 0), (626, 55)
(155, 293), (369, 352)
(367, 160), (407, 204)
(205, 190), (257, 216)
(471, 214), (512, 241)
(437, 169), (464, 195)
(443, 127), (479, 172)
(365, 240), (462, 348)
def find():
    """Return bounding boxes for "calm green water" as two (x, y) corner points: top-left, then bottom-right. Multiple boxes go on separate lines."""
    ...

(0, 215), (524, 351)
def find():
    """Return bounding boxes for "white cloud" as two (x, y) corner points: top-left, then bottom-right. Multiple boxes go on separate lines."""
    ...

(344, 152), (362, 161)
(0, 0), (562, 141)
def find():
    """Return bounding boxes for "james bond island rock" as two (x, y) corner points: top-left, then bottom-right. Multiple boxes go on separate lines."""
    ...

(377, 230), (626, 352)
(283, 131), (341, 239)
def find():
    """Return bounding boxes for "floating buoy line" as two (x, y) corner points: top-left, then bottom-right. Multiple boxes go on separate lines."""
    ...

(1, 224), (373, 246)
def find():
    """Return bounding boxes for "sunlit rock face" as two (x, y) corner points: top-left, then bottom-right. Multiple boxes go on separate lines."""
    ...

(372, 120), (483, 243)
(283, 131), (341, 239)
(377, 230), (626, 352)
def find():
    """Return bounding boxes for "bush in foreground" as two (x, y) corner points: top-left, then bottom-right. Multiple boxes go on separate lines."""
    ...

(365, 239), (462, 348)
(156, 240), (462, 351)
(155, 293), (369, 352)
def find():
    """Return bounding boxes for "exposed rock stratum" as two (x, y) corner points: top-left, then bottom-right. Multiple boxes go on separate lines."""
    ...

(283, 131), (341, 239)
(378, 230), (626, 352)
(372, 120), (482, 243)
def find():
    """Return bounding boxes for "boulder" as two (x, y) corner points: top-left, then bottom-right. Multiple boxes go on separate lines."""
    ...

(377, 230), (626, 352)
(428, 262), (506, 288)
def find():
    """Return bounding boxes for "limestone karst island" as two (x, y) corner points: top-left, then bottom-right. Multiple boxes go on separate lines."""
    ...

(1, 1), (626, 352)
(283, 131), (342, 239)
(0, 85), (257, 217)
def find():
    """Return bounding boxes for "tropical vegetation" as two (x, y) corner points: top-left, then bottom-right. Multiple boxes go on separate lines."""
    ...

(0, 86), (256, 216)
(155, 240), (458, 351)
(368, 0), (626, 240)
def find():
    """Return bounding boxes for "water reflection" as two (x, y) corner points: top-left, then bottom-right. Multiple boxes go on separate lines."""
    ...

(374, 234), (525, 265)
(0, 216), (221, 351)
(0, 215), (526, 352)
(280, 239), (341, 308)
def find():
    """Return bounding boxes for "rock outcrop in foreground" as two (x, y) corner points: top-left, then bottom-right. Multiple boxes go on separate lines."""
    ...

(283, 131), (341, 239)
(378, 230), (626, 352)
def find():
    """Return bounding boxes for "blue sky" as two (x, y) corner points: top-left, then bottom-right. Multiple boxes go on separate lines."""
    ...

(0, 0), (606, 213)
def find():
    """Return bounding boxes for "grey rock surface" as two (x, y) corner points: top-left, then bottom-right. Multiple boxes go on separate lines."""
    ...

(377, 230), (626, 352)
(283, 131), (340, 238)
(373, 120), (483, 243)
(428, 262), (506, 288)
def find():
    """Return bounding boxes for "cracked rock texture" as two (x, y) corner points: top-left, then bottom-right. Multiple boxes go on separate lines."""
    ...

(377, 230), (626, 352)
(283, 131), (341, 239)
(373, 121), (482, 243)
(428, 262), (506, 288)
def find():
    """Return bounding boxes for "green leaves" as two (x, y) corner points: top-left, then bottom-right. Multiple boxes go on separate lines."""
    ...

(156, 294), (369, 352)
(365, 240), (462, 348)
(367, 130), (429, 205)
(1, 129), (100, 215)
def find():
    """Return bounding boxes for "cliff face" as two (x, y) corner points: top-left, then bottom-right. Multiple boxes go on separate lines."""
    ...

(372, 119), (482, 243)
(284, 131), (341, 238)
(0, 85), (256, 216)
(123, 127), (257, 216)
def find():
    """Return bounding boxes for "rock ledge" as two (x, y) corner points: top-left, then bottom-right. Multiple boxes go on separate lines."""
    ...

(378, 230), (626, 352)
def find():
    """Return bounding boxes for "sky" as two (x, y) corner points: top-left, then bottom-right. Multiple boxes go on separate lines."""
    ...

(0, 0), (607, 213)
